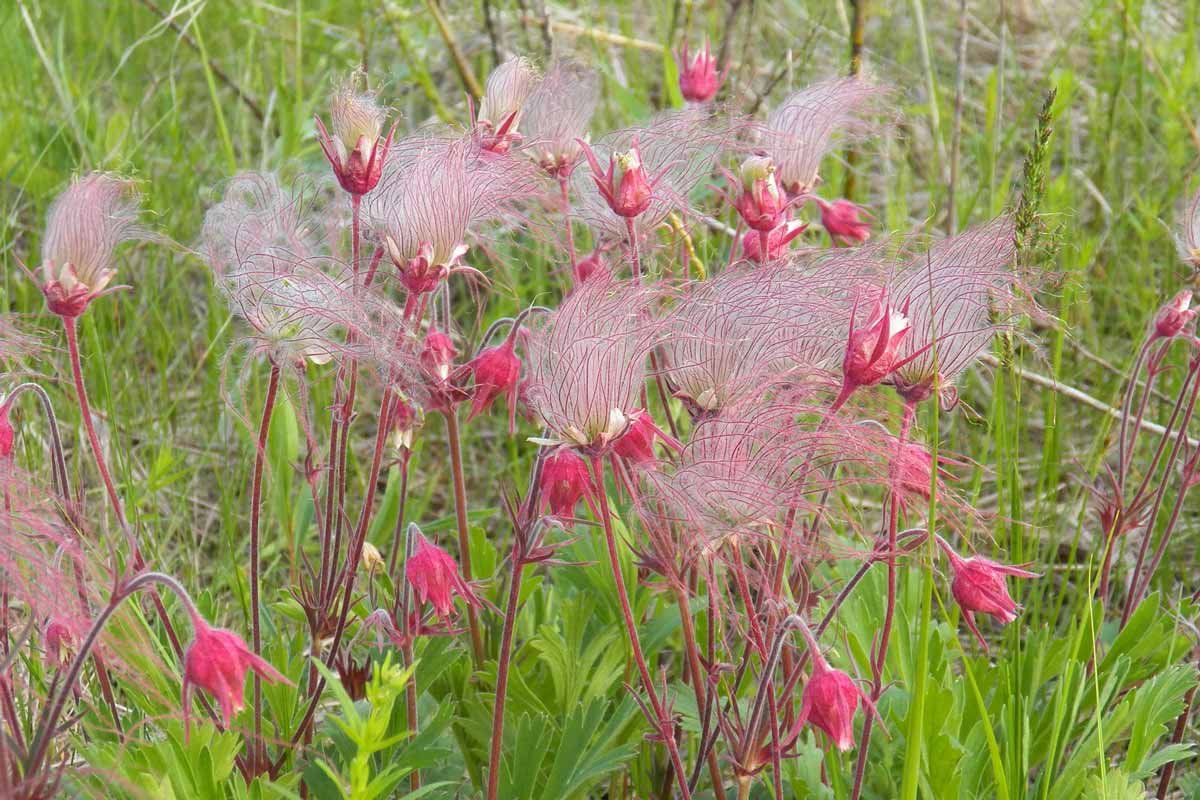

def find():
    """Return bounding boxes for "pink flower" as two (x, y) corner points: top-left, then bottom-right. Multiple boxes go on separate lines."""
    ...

(406, 534), (482, 618)
(578, 138), (658, 219)
(475, 58), (540, 155)
(38, 173), (146, 318)
(315, 71), (395, 196)
(839, 290), (911, 404)
(44, 616), (75, 667)
(1154, 290), (1196, 339)
(573, 246), (610, 286)
(0, 401), (13, 460)
(729, 156), (788, 232)
(540, 448), (594, 518)
(468, 338), (521, 429)
(388, 393), (422, 451)
(795, 655), (865, 751)
(421, 331), (458, 383)
(934, 535), (1039, 651)
(183, 615), (290, 729)
(741, 220), (808, 263)
(677, 38), (722, 103)
(612, 410), (671, 466)
(817, 198), (871, 245)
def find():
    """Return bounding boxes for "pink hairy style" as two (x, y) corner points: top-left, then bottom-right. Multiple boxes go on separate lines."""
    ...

(934, 535), (1040, 651)
(522, 60), (600, 178)
(1177, 185), (1200, 268)
(889, 217), (1020, 406)
(475, 57), (541, 154)
(38, 172), (147, 318)
(364, 134), (541, 294)
(315, 70), (395, 196)
(762, 77), (889, 197)
(571, 105), (738, 239)
(201, 172), (357, 366)
(523, 274), (662, 452)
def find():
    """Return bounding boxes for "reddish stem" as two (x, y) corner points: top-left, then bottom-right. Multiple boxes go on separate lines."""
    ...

(559, 174), (578, 274)
(444, 409), (486, 665)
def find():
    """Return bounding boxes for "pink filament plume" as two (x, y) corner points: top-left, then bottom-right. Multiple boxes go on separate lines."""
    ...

(522, 60), (600, 176)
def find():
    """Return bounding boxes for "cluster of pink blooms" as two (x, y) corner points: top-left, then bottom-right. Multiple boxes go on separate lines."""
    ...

(6, 36), (1199, 800)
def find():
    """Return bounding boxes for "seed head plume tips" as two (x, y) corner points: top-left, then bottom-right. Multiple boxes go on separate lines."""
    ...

(315, 70), (395, 196)
(36, 172), (147, 318)
(474, 57), (541, 155)
(522, 60), (599, 177)
(933, 534), (1040, 652)
(1176, 184), (1200, 269)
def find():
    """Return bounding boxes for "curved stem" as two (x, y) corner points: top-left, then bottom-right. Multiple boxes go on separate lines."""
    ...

(487, 549), (526, 800)
(248, 363), (282, 772)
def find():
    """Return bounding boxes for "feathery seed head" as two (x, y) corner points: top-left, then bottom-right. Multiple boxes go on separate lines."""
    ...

(317, 70), (394, 196)
(522, 61), (599, 176)
(476, 57), (541, 154)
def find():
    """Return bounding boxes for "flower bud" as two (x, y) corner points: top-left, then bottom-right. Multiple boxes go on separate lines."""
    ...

(677, 38), (722, 103)
(840, 292), (911, 400)
(797, 657), (865, 751)
(406, 533), (482, 618)
(1153, 290), (1196, 339)
(183, 615), (291, 728)
(934, 535), (1040, 651)
(420, 331), (458, 384)
(0, 402), (13, 460)
(540, 448), (593, 518)
(361, 542), (385, 573)
(732, 156), (787, 232)
(612, 410), (665, 466)
(579, 139), (655, 219)
(316, 72), (394, 196)
(741, 220), (808, 263)
(818, 198), (871, 245)
(468, 339), (521, 424)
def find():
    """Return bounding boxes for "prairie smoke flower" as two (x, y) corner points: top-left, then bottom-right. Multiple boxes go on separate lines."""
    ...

(795, 651), (866, 751)
(419, 330), (467, 412)
(524, 275), (661, 453)
(579, 138), (657, 219)
(44, 616), (76, 667)
(934, 535), (1039, 651)
(315, 71), (395, 196)
(838, 289), (911, 403)
(522, 60), (599, 177)
(573, 245), (610, 286)
(387, 393), (422, 451)
(183, 614), (290, 728)
(1153, 290), (1196, 339)
(540, 447), (595, 518)
(38, 173), (146, 318)
(890, 218), (1019, 405)
(366, 135), (539, 294)
(1177, 186), (1200, 268)
(677, 38), (723, 103)
(728, 156), (789, 232)
(763, 77), (887, 197)
(741, 219), (808, 264)
(816, 198), (871, 245)
(475, 57), (541, 155)
(611, 410), (673, 466)
(468, 337), (521, 429)
(360, 542), (386, 573)
(0, 401), (13, 460)
(406, 532), (483, 618)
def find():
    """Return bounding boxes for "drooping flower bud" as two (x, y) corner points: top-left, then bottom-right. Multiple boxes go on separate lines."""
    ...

(315, 71), (394, 196)
(468, 338), (521, 427)
(1153, 290), (1196, 339)
(406, 533), (482, 618)
(182, 615), (291, 729)
(573, 246), (610, 286)
(817, 198), (871, 245)
(612, 410), (669, 466)
(44, 617), (75, 668)
(741, 219), (808, 264)
(934, 535), (1040, 651)
(839, 291), (911, 404)
(361, 542), (386, 574)
(796, 654), (865, 751)
(579, 139), (657, 218)
(677, 38), (723, 103)
(388, 394), (422, 451)
(539, 448), (594, 518)
(732, 156), (788, 232)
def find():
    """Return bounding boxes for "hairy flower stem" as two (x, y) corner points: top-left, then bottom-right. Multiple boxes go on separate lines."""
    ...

(444, 409), (486, 665)
(487, 546), (526, 800)
(351, 195), (362, 283)
(590, 456), (693, 800)
(671, 581), (729, 800)
(1156, 682), (1197, 799)
(851, 402), (915, 800)
(1117, 337), (1154, 486)
(248, 363), (281, 773)
(559, 174), (578, 273)
(387, 452), (413, 580)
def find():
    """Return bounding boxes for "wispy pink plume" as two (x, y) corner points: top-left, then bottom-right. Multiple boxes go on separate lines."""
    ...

(0, 315), (43, 365)
(762, 77), (889, 196)
(41, 172), (147, 297)
(201, 172), (356, 365)
(364, 134), (542, 280)
(523, 274), (661, 451)
(476, 58), (541, 145)
(571, 105), (738, 239)
(889, 216), (1020, 403)
(522, 60), (599, 176)
(662, 265), (849, 414)
(1178, 185), (1200, 267)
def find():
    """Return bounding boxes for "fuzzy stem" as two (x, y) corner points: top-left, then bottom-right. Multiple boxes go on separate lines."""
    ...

(851, 401), (915, 800)
(1117, 337), (1155, 486)
(671, 581), (728, 800)
(248, 363), (281, 773)
(444, 409), (486, 665)
(487, 545), (526, 800)
(387, 452), (413, 581)
(590, 456), (693, 800)
(625, 217), (642, 281)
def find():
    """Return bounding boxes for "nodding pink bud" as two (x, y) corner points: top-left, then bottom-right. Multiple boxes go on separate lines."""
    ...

(818, 198), (871, 245)
(677, 38), (722, 103)
(579, 139), (654, 218)
(934, 535), (1040, 651)
(420, 331), (458, 384)
(1154, 290), (1196, 339)
(388, 394), (421, 451)
(741, 220), (808, 263)
(183, 615), (291, 728)
(731, 157), (788, 232)
(0, 402), (13, 460)
(44, 617), (74, 667)
(893, 439), (934, 499)
(469, 339), (521, 426)
(573, 247), (610, 286)
(406, 534), (482, 618)
(796, 657), (864, 752)
(840, 292), (911, 400)
(540, 448), (594, 518)
(612, 410), (665, 465)
(316, 73), (395, 196)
